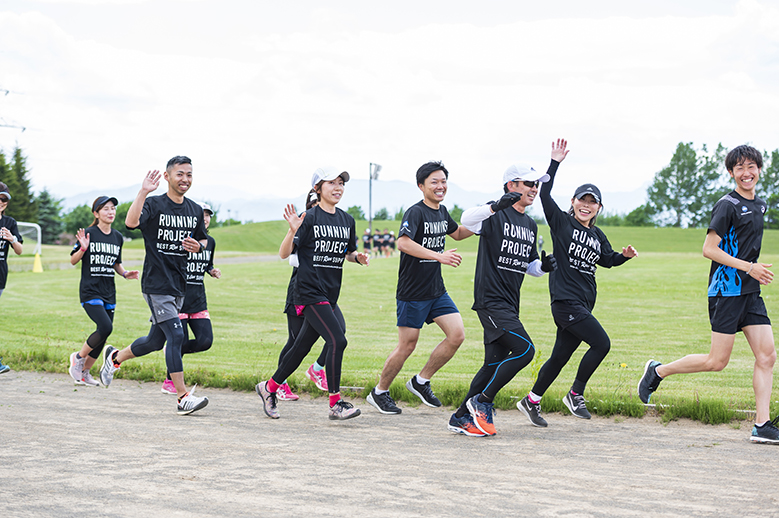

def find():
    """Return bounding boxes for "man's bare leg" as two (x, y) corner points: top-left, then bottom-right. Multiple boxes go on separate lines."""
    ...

(418, 312), (465, 379)
(656, 332), (735, 378)
(743, 324), (776, 424)
(376, 327), (420, 392)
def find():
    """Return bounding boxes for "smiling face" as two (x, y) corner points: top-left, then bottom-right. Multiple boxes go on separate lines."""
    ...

(316, 176), (345, 209)
(729, 158), (760, 197)
(419, 170), (447, 208)
(506, 180), (538, 213)
(0, 195), (7, 215)
(165, 163), (193, 197)
(94, 201), (116, 226)
(570, 193), (601, 227)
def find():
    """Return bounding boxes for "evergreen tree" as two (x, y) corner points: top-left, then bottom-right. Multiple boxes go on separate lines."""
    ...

(5, 147), (37, 222)
(346, 205), (365, 221)
(394, 206), (404, 220)
(63, 204), (94, 234)
(36, 188), (63, 244)
(758, 149), (779, 230)
(114, 201), (141, 239)
(373, 207), (389, 220)
(449, 204), (464, 223)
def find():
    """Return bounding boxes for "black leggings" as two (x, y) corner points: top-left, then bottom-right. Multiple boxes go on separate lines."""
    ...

(278, 313), (328, 371)
(83, 304), (115, 359)
(458, 328), (535, 413)
(273, 304), (346, 394)
(164, 318), (214, 379)
(531, 314), (610, 396)
(129, 318), (186, 373)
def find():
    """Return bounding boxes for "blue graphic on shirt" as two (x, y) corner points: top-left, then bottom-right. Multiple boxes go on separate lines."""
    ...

(708, 225), (741, 297)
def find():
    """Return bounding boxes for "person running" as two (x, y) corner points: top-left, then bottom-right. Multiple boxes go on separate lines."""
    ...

(367, 161), (474, 415)
(638, 144), (778, 444)
(0, 182), (22, 374)
(256, 167), (370, 420)
(99, 157), (210, 416)
(362, 228), (372, 256)
(388, 230), (396, 256)
(68, 196), (139, 387)
(373, 228), (383, 258)
(448, 163), (557, 436)
(382, 228), (391, 257)
(275, 189), (330, 401)
(520, 139), (638, 425)
(161, 202), (221, 395)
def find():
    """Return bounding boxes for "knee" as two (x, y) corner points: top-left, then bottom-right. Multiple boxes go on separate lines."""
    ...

(101, 322), (113, 338)
(447, 329), (465, 348)
(335, 336), (348, 352)
(756, 348), (777, 370)
(196, 333), (213, 352)
(706, 357), (729, 372)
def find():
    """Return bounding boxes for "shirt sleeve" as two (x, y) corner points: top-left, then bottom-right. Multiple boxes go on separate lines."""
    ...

(206, 237), (215, 271)
(595, 228), (629, 268)
(446, 208), (459, 235)
(347, 217), (357, 254)
(134, 198), (153, 230)
(460, 204), (494, 234)
(398, 206), (420, 239)
(116, 231), (123, 264)
(707, 198), (732, 238)
(539, 160), (567, 232)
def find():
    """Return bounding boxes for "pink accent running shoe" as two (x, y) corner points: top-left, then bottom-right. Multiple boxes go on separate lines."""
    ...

(277, 382), (299, 401)
(305, 364), (328, 391)
(161, 379), (177, 395)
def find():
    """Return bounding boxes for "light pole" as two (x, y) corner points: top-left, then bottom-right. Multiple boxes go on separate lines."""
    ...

(369, 162), (382, 233)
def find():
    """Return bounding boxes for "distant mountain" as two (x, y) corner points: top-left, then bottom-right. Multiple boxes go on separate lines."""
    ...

(59, 179), (648, 223)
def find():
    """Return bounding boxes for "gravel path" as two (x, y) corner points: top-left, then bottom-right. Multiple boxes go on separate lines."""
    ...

(1, 371), (777, 517)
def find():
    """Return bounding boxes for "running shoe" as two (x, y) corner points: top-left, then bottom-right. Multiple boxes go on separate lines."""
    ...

(366, 388), (402, 414)
(69, 352), (85, 383)
(466, 394), (496, 435)
(406, 377), (442, 407)
(277, 382), (299, 401)
(328, 399), (361, 420)
(305, 365), (328, 391)
(563, 391), (591, 419)
(447, 413), (487, 437)
(751, 416), (779, 444)
(100, 345), (119, 387)
(76, 371), (100, 387)
(161, 379), (177, 395)
(256, 381), (280, 419)
(638, 360), (663, 403)
(517, 395), (548, 428)
(0, 358), (9, 374)
(176, 384), (209, 415)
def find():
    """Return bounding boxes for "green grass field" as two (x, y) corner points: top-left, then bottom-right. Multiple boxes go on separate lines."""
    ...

(3, 221), (778, 423)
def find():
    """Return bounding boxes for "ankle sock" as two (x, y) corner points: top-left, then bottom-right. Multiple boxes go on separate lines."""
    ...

(415, 374), (429, 385)
(266, 378), (280, 393)
(313, 362), (324, 372)
(528, 392), (542, 404)
(373, 387), (389, 395)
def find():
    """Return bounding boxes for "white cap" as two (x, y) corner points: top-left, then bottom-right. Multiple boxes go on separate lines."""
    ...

(502, 163), (550, 185)
(199, 202), (214, 215)
(0, 191), (11, 200)
(311, 167), (350, 189)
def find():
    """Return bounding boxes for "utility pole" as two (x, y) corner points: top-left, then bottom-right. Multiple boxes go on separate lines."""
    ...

(368, 162), (382, 233)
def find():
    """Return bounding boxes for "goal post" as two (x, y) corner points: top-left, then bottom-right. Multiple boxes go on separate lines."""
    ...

(16, 222), (43, 273)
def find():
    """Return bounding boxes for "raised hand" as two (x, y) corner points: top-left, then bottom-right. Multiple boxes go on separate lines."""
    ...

(551, 139), (569, 163)
(283, 203), (305, 232)
(141, 170), (161, 194)
(540, 250), (557, 272)
(76, 228), (90, 250)
(491, 192), (523, 213)
(439, 248), (463, 268)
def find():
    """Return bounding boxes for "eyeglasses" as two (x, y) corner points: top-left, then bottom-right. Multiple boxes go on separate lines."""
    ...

(514, 180), (538, 188)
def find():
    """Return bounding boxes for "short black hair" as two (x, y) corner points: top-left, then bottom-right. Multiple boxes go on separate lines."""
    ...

(166, 155), (192, 171)
(725, 145), (762, 171)
(416, 161), (448, 186)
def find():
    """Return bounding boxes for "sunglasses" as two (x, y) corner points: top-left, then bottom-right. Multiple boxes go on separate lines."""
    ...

(0, 197), (8, 203)
(514, 180), (538, 188)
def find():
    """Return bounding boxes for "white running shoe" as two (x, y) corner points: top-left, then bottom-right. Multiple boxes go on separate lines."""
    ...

(100, 346), (119, 387)
(76, 371), (101, 387)
(177, 384), (209, 415)
(69, 352), (85, 383)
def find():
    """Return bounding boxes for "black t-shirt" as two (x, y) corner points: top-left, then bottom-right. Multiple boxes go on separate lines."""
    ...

(707, 191), (766, 297)
(181, 235), (216, 313)
(362, 234), (371, 248)
(472, 207), (539, 314)
(129, 194), (208, 297)
(0, 215), (23, 290)
(292, 205), (357, 306)
(540, 160), (629, 311)
(396, 200), (459, 301)
(70, 226), (124, 304)
(373, 233), (382, 247)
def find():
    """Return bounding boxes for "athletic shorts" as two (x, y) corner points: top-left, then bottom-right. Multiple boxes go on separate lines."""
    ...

(551, 300), (591, 330)
(475, 308), (527, 345)
(396, 293), (458, 329)
(178, 310), (210, 320)
(82, 298), (117, 311)
(143, 293), (185, 325)
(708, 292), (771, 334)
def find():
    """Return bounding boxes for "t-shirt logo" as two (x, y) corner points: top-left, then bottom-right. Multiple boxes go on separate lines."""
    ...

(761, 205), (766, 214)
(402, 221), (409, 228)
(742, 206), (748, 212)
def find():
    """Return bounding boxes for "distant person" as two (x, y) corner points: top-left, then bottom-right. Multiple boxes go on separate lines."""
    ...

(373, 228), (383, 258)
(362, 227), (372, 256)
(68, 196), (139, 387)
(367, 161), (474, 415)
(0, 181), (24, 374)
(639, 144), (778, 444)
(382, 227), (391, 257)
(100, 156), (210, 416)
(256, 167), (370, 420)
(161, 202), (222, 395)
(389, 230), (396, 256)
(520, 140), (637, 426)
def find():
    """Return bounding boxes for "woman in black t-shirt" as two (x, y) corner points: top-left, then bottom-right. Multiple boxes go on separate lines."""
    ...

(68, 196), (139, 386)
(523, 140), (638, 422)
(256, 167), (370, 421)
(0, 181), (24, 299)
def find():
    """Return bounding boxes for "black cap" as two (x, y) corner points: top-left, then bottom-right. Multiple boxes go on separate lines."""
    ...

(92, 196), (119, 212)
(573, 184), (601, 204)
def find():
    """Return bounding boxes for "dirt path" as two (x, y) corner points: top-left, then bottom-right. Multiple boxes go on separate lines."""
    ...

(1, 371), (777, 517)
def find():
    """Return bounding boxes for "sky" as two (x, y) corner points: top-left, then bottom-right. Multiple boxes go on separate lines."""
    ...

(1, 0), (779, 211)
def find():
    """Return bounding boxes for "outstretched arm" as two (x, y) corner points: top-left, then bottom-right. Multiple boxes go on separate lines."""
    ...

(280, 204), (305, 259)
(126, 170), (160, 228)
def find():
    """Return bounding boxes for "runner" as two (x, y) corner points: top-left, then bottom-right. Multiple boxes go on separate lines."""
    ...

(362, 228), (372, 256)
(448, 162), (557, 436)
(366, 161), (474, 415)
(0, 181), (22, 374)
(373, 228), (383, 258)
(161, 202), (221, 395)
(275, 190), (329, 401)
(99, 157), (210, 416)
(382, 228), (391, 258)
(520, 139), (638, 425)
(68, 196), (139, 387)
(638, 144), (778, 444)
(256, 167), (370, 420)
(388, 230), (396, 256)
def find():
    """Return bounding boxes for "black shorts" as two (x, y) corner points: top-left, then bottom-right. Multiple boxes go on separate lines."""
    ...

(708, 292), (771, 334)
(476, 308), (527, 345)
(550, 300), (591, 330)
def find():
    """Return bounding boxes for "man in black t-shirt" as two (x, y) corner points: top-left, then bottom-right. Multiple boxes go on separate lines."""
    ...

(367, 161), (474, 415)
(99, 156), (210, 416)
(362, 228), (372, 255)
(639, 145), (778, 444)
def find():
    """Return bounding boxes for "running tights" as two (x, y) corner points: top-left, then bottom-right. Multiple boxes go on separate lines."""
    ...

(273, 304), (346, 394)
(182, 318), (213, 354)
(457, 328), (535, 415)
(129, 318), (185, 373)
(531, 314), (610, 396)
(83, 304), (115, 359)
(277, 313), (328, 369)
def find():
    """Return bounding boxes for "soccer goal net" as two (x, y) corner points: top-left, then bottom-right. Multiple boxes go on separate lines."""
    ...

(17, 222), (42, 272)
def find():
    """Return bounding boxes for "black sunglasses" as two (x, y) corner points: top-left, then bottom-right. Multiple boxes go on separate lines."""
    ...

(0, 196), (8, 203)
(521, 180), (539, 188)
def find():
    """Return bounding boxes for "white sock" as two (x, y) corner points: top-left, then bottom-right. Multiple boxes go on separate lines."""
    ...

(373, 387), (389, 395)
(415, 374), (429, 385)
(528, 391), (542, 404)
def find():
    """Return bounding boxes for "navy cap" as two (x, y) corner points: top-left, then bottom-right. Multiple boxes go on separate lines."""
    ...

(574, 184), (601, 204)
